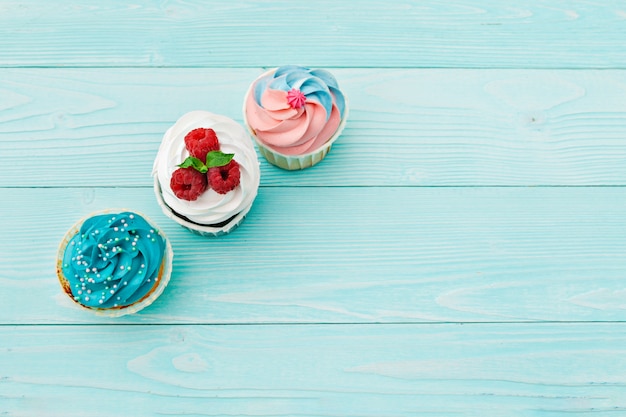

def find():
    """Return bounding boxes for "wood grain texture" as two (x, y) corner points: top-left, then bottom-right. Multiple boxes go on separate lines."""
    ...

(3, 186), (626, 324)
(2, 68), (626, 187)
(1, 1), (626, 69)
(3, 1), (626, 415)
(2, 323), (626, 416)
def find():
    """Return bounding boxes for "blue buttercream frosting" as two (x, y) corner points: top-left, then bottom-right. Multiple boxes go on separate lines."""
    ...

(61, 211), (166, 309)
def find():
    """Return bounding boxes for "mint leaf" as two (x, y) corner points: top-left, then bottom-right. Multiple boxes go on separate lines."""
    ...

(206, 151), (234, 168)
(178, 156), (207, 173)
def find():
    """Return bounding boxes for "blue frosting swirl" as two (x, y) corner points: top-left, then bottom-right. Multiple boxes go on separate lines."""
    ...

(252, 65), (346, 121)
(61, 211), (166, 309)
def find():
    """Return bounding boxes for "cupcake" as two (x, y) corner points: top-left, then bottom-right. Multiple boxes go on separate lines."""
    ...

(243, 65), (348, 170)
(56, 210), (173, 317)
(153, 111), (260, 236)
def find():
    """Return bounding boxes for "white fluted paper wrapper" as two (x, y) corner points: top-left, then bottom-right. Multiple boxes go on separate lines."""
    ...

(153, 178), (251, 237)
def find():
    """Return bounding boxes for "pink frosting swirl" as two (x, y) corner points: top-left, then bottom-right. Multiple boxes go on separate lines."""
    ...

(245, 66), (346, 156)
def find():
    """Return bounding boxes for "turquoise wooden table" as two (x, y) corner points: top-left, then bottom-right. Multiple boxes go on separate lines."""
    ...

(2, 1), (626, 415)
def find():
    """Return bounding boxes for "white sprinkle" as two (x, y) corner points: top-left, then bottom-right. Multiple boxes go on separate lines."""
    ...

(129, 214), (134, 219)
(78, 290), (82, 295)
(120, 265), (125, 270)
(99, 300), (103, 304)
(110, 290), (114, 294)
(85, 296), (90, 301)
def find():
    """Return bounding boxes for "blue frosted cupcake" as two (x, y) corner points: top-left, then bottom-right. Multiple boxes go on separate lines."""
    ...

(56, 210), (173, 317)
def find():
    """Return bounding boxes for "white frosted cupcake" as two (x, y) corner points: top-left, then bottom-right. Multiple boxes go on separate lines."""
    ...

(56, 210), (173, 317)
(243, 65), (348, 170)
(153, 111), (260, 236)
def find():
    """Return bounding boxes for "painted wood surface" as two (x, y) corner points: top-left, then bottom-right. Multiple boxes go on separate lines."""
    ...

(1, 1), (626, 69)
(2, 186), (626, 324)
(3, 323), (626, 416)
(2, 68), (626, 187)
(2, 0), (625, 415)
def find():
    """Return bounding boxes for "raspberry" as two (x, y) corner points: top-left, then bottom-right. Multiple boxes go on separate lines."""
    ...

(184, 128), (220, 162)
(170, 167), (208, 201)
(207, 160), (241, 194)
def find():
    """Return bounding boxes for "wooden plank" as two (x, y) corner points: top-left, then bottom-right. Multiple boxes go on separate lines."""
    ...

(2, 68), (626, 187)
(1, 1), (626, 69)
(3, 186), (626, 324)
(2, 322), (626, 416)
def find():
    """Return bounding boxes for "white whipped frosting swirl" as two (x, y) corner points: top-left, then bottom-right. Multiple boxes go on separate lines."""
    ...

(153, 111), (260, 225)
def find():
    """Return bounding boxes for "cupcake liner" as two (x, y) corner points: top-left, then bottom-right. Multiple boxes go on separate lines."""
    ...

(243, 68), (349, 170)
(153, 178), (250, 237)
(56, 209), (173, 317)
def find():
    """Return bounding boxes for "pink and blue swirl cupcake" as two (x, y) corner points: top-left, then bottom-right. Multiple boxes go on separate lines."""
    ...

(56, 210), (173, 317)
(243, 65), (348, 170)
